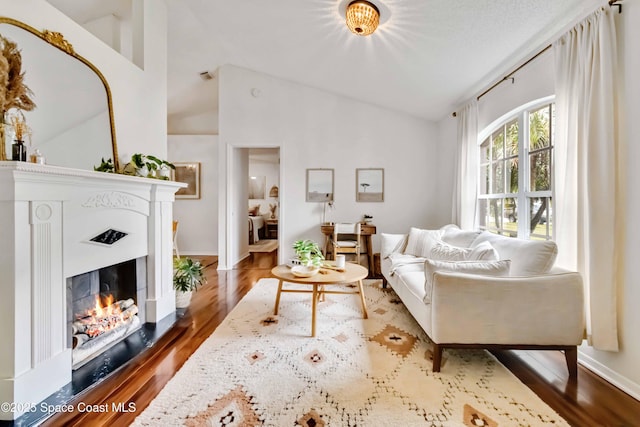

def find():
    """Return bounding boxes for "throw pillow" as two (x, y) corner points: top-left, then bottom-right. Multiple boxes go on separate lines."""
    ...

(429, 240), (471, 261)
(467, 240), (499, 261)
(403, 227), (443, 258)
(248, 205), (260, 216)
(381, 233), (408, 259)
(423, 259), (512, 303)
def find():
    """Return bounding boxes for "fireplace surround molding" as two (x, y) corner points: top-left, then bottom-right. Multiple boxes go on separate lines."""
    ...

(0, 161), (185, 420)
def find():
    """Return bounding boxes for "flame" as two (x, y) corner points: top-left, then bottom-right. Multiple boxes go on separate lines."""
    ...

(91, 294), (119, 318)
(82, 294), (128, 338)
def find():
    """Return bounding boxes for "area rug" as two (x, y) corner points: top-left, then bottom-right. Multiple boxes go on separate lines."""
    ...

(248, 239), (278, 253)
(133, 279), (568, 426)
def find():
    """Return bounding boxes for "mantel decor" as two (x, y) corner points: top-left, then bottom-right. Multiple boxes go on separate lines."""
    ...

(0, 17), (119, 170)
(0, 31), (36, 161)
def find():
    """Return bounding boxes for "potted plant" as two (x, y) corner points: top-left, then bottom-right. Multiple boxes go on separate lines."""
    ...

(292, 239), (325, 267)
(122, 153), (175, 179)
(173, 257), (207, 308)
(94, 157), (115, 173)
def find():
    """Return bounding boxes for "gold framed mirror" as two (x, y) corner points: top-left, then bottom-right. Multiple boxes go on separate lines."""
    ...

(0, 17), (118, 170)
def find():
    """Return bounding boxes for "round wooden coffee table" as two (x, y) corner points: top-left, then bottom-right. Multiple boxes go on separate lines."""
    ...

(270, 262), (369, 337)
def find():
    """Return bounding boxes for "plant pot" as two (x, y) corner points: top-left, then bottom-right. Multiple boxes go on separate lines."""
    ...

(157, 167), (171, 179)
(136, 165), (149, 177)
(175, 290), (193, 308)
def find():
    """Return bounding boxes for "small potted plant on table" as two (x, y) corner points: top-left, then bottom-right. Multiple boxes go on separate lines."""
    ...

(173, 257), (206, 308)
(291, 239), (325, 277)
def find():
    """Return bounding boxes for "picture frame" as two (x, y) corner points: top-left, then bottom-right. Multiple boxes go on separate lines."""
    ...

(249, 176), (266, 199)
(172, 162), (201, 199)
(356, 168), (384, 202)
(306, 168), (334, 202)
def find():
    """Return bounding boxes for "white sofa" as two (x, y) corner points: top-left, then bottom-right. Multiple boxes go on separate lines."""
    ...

(381, 225), (584, 379)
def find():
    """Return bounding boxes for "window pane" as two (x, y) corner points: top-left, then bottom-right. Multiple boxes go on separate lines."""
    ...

(506, 119), (518, 156)
(492, 162), (504, 193)
(530, 105), (551, 149)
(504, 197), (518, 234)
(487, 199), (502, 230)
(506, 158), (518, 194)
(529, 197), (552, 240)
(478, 199), (488, 229)
(529, 149), (551, 191)
(480, 164), (489, 195)
(481, 138), (490, 162)
(492, 130), (504, 160)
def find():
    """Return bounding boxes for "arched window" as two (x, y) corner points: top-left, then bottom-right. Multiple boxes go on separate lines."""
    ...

(477, 97), (554, 240)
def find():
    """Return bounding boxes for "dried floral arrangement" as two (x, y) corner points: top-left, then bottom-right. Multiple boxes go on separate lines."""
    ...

(9, 110), (31, 142)
(0, 34), (36, 159)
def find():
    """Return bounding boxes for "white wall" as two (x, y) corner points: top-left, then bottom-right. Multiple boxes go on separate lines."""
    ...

(435, 6), (640, 398)
(217, 65), (439, 269)
(0, 0), (168, 167)
(168, 110), (219, 135)
(168, 135), (218, 256)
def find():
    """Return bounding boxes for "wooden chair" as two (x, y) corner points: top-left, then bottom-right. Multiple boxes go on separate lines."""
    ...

(172, 220), (180, 258)
(332, 223), (361, 264)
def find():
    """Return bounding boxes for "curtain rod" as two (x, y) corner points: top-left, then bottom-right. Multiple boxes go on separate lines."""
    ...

(452, 0), (622, 118)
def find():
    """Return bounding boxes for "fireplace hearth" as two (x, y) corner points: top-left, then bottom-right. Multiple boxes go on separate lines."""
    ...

(68, 257), (147, 368)
(0, 162), (185, 422)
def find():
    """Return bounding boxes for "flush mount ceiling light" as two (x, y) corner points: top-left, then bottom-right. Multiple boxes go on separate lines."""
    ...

(346, 0), (380, 36)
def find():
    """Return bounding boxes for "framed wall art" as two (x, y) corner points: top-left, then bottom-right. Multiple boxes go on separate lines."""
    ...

(172, 162), (201, 199)
(306, 168), (334, 202)
(249, 175), (266, 199)
(356, 168), (384, 202)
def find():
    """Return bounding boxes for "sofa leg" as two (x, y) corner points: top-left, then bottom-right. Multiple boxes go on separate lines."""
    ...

(565, 346), (578, 381)
(382, 277), (388, 288)
(432, 344), (443, 372)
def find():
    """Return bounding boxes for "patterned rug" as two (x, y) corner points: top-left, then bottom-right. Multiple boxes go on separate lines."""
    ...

(133, 278), (568, 426)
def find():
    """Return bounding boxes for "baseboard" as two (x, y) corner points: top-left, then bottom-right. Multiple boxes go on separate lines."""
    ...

(578, 350), (640, 401)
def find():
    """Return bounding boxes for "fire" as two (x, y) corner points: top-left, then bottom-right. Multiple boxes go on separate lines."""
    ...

(92, 294), (118, 318)
(76, 294), (135, 338)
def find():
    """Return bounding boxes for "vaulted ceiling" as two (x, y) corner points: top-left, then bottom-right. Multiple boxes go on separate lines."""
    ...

(49, 0), (602, 121)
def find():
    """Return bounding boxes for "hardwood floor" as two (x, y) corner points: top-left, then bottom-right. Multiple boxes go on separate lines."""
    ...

(44, 250), (640, 427)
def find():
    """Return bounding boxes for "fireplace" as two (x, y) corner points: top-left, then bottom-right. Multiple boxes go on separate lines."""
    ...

(68, 257), (147, 368)
(0, 162), (185, 421)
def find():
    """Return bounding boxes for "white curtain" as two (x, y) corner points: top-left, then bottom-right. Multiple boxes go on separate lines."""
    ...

(554, 6), (622, 351)
(452, 100), (478, 230)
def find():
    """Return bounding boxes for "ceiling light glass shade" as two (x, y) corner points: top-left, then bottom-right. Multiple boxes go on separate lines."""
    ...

(346, 1), (380, 36)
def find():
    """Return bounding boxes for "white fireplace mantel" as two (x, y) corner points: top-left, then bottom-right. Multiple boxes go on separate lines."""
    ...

(0, 161), (185, 420)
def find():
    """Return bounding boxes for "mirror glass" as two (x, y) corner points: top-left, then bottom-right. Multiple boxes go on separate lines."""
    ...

(1, 18), (117, 170)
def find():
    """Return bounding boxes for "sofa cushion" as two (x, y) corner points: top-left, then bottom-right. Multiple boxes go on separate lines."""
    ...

(467, 241), (499, 261)
(430, 240), (471, 261)
(423, 259), (512, 303)
(429, 240), (498, 262)
(404, 227), (443, 257)
(471, 231), (558, 275)
(397, 271), (427, 302)
(441, 227), (482, 248)
(388, 253), (426, 276)
(380, 233), (408, 259)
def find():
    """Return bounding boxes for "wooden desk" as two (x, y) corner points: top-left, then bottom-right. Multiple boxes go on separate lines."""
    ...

(320, 223), (376, 274)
